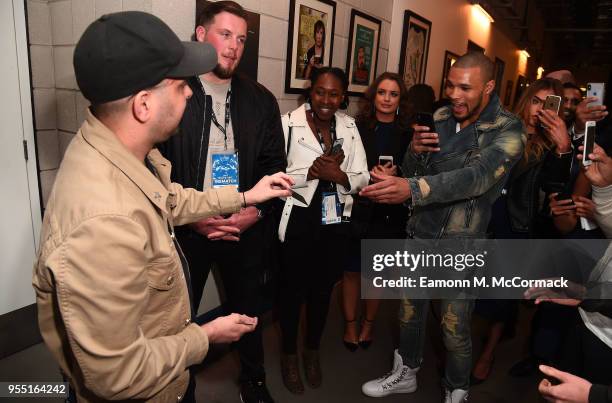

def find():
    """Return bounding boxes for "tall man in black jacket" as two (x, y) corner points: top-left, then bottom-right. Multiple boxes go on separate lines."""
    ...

(157, 2), (286, 402)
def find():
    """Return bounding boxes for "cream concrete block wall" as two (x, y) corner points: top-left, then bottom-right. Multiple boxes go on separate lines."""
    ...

(123, 0), (153, 13)
(30, 45), (55, 88)
(27, 1), (52, 46)
(71, 0), (95, 43)
(31, 0), (197, 208)
(95, 0), (122, 18)
(36, 130), (60, 171)
(33, 89), (57, 130)
(56, 90), (77, 132)
(53, 46), (77, 89)
(151, 0), (195, 41)
(50, 0), (73, 45)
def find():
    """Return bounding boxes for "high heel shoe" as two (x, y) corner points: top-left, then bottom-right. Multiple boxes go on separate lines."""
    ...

(343, 319), (359, 352)
(358, 318), (374, 349)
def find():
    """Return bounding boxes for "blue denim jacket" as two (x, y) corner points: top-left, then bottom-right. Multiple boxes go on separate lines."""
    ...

(402, 94), (526, 239)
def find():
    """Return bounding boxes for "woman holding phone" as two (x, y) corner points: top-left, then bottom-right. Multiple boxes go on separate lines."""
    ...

(473, 78), (574, 384)
(277, 67), (368, 395)
(341, 73), (421, 352)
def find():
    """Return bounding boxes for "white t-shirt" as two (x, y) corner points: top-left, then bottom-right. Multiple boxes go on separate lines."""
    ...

(200, 77), (235, 189)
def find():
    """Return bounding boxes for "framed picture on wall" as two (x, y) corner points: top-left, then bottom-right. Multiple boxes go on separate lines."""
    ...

(284, 0), (336, 94)
(494, 57), (505, 95)
(439, 50), (459, 99)
(398, 10), (431, 89)
(467, 39), (485, 54)
(345, 9), (381, 96)
(504, 79), (513, 106)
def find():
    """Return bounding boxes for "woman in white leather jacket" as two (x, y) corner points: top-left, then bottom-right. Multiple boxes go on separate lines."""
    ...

(276, 67), (368, 395)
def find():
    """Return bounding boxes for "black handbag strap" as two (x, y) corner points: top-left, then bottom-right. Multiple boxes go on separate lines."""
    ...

(286, 112), (292, 155)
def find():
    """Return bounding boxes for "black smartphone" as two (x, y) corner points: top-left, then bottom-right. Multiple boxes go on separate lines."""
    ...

(416, 112), (435, 130)
(554, 191), (574, 204)
(582, 121), (596, 166)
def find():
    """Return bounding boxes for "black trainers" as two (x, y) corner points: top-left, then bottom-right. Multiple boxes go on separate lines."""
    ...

(239, 380), (275, 403)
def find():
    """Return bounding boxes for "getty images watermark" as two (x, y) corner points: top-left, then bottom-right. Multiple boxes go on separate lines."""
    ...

(360, 239), (611, 300)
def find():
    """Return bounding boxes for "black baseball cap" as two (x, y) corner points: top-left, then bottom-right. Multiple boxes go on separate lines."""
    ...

(74, 11), (217, 103)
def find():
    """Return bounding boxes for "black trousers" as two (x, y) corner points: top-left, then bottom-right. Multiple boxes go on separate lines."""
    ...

(178, 229), (267, 382)
(278, 213), (349, 354)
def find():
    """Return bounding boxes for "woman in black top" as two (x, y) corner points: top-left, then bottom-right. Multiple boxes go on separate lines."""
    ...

(341, 73), (429, 350)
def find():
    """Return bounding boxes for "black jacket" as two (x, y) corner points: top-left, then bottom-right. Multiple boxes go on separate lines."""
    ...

(157, 73), (287, 263)
(505, 149), (572, 235)
(350, 120), (411, 237)
(589, 385), (612, 403)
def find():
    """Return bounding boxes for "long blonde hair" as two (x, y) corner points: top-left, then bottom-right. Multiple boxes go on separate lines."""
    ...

(514, 78), (564, 164)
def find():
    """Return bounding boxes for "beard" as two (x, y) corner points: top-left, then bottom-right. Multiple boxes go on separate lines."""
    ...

(454, 91), (484, 123)
(213, 64), (235, 79)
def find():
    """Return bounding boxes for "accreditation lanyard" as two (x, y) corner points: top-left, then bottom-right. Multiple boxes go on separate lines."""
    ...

(314, 115), (337, 153)
(210, 89), (232, 150)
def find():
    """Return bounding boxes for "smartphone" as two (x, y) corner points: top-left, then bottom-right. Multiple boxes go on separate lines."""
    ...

(330, 138), (344, 155)
(582, 121), (596, 166)
(554, 191), (574, 204)
(587, 83), (605, 106)
(378, 155), (394, 166)
(544, 95), (562, 114)
(415, 112), (435, 130)
(313, 55), (322, 65)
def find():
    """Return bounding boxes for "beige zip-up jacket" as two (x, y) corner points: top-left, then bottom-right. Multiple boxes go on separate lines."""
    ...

(32, 110), (242, 402)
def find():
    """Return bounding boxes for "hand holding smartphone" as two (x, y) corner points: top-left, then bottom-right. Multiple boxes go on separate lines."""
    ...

(554, 191), (574, 204)
(411, 112), (439, 155)
(582, 121), (596, 166)
(415, 112), (436, 130)
(378, 155), (394, 166)
(587, 83), (605, 107)
(544, 95), (562, 114)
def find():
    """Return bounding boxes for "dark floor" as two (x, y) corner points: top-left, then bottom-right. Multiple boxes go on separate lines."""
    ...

(0, 286), (544, 402)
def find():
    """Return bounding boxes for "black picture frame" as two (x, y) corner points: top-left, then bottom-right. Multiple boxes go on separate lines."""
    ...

(467, 39), (485, 54)
(504, 79), (513, 106)
(439, 50), (460, 99)
(398, 10), (431, 89)
(284, 0), (336, 94)
(345, 9), (381, 96)
(494, 57), (505, 95)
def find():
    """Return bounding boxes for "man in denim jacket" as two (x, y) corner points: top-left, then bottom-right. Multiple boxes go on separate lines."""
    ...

(360, 52), (525, 402)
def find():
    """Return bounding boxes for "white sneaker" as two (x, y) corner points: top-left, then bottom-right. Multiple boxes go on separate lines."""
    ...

(361, 349), (419, 397)
(444, 388), (469, 403)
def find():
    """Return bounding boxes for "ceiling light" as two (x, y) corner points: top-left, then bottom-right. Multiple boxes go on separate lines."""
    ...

(472, 3), (494, 23)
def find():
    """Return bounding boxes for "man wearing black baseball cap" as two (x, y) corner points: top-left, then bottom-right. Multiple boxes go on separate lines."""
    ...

(33, 11), (292, 402)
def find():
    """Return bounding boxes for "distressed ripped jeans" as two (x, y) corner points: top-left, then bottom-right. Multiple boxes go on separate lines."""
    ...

(399, 298), (475, 390)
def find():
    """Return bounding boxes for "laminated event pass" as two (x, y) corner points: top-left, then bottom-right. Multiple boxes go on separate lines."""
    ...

(211, 152), (239, 188)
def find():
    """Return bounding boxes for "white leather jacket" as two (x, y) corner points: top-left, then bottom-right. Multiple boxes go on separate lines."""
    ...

(278, 103), (369, 241)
